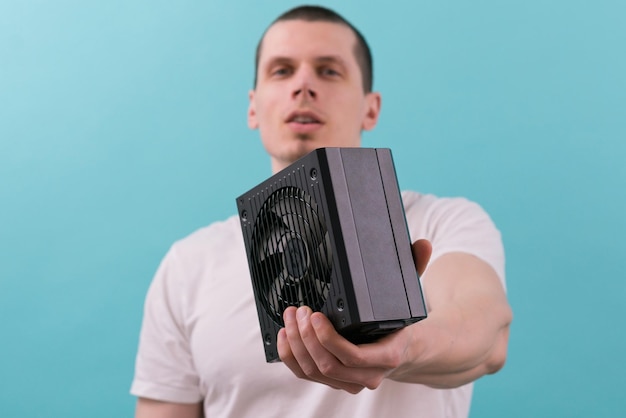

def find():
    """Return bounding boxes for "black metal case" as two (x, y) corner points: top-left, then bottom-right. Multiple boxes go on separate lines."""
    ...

(236, 148), (427, 362)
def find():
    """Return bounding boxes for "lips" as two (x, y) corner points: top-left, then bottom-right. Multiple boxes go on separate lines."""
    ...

(290, 115), (319, 123)
(286, 110), (323, 124)
(286, 110), (324, 134)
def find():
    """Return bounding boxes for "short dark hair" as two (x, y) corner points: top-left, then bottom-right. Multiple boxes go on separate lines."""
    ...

(253, 5), (373, 92)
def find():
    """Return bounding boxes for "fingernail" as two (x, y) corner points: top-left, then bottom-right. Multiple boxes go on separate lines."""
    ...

(311, 314), (322, 328)
(284, 308), (295, 323)
(296, 307), (308, 321)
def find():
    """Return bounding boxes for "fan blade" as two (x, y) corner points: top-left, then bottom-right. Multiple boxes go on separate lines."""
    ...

(270, 189), (305, 218)
(295, 271), (327, 311)
(307, 231), (331, 282)
(255, 252), (283, 287)
(266, 273), (287, 318)
(268, 271), (302, 317)
(256, 212), (288, 253)
(272, 191), (324, 245)
(256, 187), (331, 313)
(295, 282), (304, 306)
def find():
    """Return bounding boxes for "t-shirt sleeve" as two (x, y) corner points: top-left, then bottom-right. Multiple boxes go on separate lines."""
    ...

(403, 192), (506, 291)
(130, 245), (203, 403)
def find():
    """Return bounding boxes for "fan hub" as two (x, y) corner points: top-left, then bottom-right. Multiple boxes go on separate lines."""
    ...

(284, 237), (308, 279)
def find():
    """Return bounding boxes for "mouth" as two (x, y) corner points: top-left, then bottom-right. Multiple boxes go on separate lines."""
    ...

(285, 111), (324, 134)
(286, 110), (323, 124)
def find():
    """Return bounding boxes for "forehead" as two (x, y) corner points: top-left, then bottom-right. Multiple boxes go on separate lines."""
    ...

(259, 20), (359, 66)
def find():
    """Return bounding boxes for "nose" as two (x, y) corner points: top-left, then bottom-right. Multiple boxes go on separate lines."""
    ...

(291, 66), (317, 100)
(293, 87), (316, 100)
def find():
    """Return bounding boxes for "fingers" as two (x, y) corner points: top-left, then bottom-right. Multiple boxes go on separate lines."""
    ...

(277, 326), (328, 386)
(412, 239), (432, 277)
(278, 306), (391, 392)
(277, 240), (433, 393)
(302, 310), (388, 390)
(279, 307), (363, 393)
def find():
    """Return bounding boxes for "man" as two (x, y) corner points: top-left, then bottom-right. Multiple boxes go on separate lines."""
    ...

(131, 5), (512, 417)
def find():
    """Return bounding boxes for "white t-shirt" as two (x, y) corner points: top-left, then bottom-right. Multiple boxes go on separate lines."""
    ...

(131, 191), (505, 417)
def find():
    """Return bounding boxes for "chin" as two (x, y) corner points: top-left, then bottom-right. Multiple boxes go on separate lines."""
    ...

(267, 144), (315, 173)
(287, 145), (315, 163)
(288, 137), (316, 155)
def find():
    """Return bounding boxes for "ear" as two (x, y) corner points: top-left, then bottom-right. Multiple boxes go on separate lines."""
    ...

(247, 90), (259, 130)
(361, 92), (382, 131)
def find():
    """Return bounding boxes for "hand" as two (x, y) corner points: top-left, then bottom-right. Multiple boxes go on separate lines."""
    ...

(276, 239), (432, 393)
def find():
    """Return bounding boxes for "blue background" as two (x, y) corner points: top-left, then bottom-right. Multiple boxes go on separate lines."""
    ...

(1, 1), (624, 416)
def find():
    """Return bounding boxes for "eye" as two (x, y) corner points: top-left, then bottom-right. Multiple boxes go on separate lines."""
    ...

(271, 66), (292, 77)
(321, 67), (339, 77)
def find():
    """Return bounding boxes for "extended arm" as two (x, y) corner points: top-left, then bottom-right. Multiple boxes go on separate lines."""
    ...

(387, 251), (512, 388)
(277, 242), (512, 393)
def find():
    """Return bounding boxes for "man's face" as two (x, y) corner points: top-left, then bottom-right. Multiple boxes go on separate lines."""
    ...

(248, 20), (381, 173)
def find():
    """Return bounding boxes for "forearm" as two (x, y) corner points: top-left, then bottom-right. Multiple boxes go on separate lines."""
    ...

(388, 253), (512, 388)
(389, 299), (511, 387)
(276, 250), (512, 394)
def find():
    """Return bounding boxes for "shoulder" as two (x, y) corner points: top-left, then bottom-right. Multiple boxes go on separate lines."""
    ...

(169, 215), (242, 259)
(401, 190), (505, 285)
(153, 215), (243, 284)
(402, 190), (488, 222)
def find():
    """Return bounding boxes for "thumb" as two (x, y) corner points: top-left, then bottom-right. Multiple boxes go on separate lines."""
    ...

(411, 239), (432, 277)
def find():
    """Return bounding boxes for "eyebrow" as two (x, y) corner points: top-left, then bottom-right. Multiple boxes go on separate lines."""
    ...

(263, 55), (348, 71)
(314, 55), (348, 67)
(263, 56), (293, 69)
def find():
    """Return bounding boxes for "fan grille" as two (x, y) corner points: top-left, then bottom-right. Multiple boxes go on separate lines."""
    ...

(250, 186), (332, 326)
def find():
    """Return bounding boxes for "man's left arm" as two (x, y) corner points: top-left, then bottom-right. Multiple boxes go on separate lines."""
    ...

(277, 244), (512, 393)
